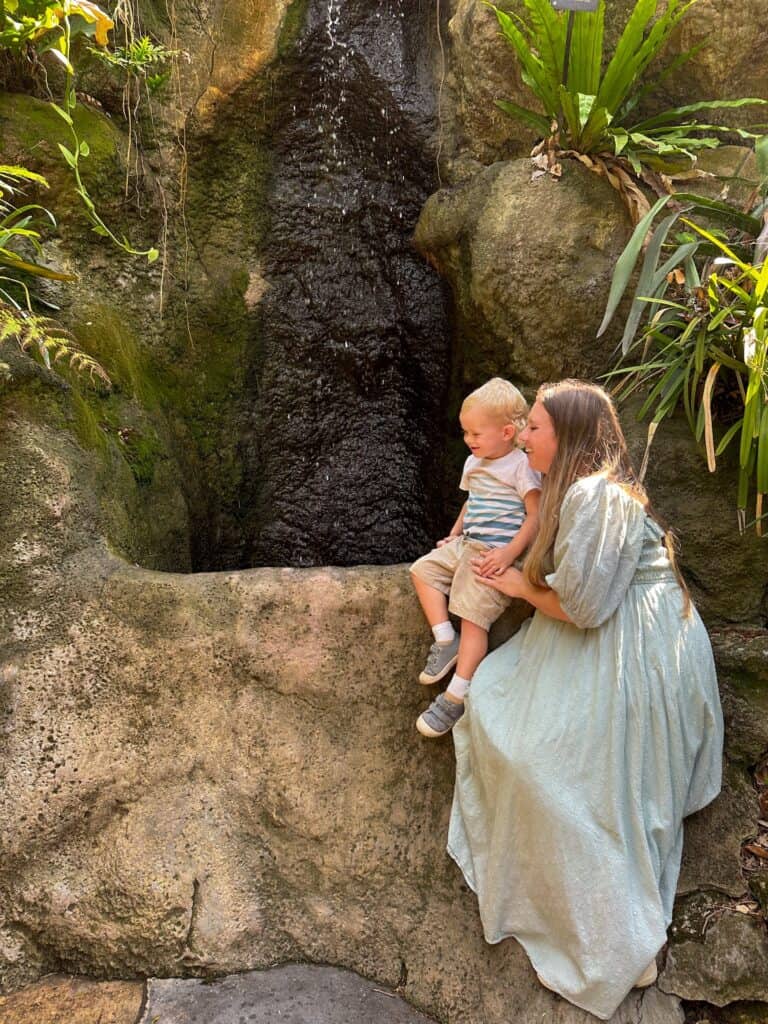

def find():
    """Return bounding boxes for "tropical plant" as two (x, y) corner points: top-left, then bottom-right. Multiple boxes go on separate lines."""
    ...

(0, 163), (74, 306)
(0, 301), (111, 384)
(599, 138), (768, 534)
(88, 33), (176, 92)
(0, 164), (111, 385)
(0, 0), (158, 262)
(486, 0), (767, 222)
(0, 0), (113, 56)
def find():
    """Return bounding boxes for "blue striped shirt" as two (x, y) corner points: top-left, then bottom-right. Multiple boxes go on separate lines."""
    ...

(460, 450), (541, 548)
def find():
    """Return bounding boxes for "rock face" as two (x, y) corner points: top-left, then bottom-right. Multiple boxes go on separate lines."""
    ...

(1, 376), (767, 1023)
(0, 975), (144, 1024)
(413, 159), (768, 626)
(414, 158), (632, 388)
(239, 0), (451, 569)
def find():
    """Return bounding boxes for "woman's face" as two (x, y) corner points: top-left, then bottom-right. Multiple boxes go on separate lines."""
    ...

(520, 400), (558, 473)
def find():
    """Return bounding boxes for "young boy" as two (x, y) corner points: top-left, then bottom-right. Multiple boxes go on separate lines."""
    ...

(410, 378), (541, 738)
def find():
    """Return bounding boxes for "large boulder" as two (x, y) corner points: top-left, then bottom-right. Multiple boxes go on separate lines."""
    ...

(1, 350), (767, 1023)
(414, 157), (767, 625)
(414, 157), (632, 386)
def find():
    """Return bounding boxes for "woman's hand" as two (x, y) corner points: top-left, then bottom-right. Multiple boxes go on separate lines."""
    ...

(472, 562), (528, 599)
(473, 562), (573, 623)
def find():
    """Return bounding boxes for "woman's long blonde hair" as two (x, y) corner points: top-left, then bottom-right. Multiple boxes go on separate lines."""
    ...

(523, 380), (690, 613)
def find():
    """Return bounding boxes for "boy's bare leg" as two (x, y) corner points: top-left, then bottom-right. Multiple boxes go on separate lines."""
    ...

(444, 620), (488, 704)
(412, 574), (450, 627)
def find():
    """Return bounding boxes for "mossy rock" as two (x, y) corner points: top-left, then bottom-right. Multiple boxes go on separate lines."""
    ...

(0, 91), (124, 204)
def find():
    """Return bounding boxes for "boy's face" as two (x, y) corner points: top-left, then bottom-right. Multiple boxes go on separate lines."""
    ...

(460, 408), (516, 460)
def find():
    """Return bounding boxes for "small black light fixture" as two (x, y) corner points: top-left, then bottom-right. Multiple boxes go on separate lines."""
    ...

(550, 0), (599, 87)
(551, 0), (599, 10)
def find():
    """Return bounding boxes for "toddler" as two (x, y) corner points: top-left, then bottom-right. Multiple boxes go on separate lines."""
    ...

(410, 378), (541, 737)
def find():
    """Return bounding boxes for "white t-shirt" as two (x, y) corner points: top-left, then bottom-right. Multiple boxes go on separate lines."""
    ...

(460, 449), (541, 548)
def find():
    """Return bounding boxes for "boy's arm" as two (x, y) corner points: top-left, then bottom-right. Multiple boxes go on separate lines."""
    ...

(436, 501), (467, 547)
(474, 489), (540, 575)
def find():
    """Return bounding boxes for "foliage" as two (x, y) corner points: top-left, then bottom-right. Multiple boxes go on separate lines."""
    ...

(0, 301), (111, 384)
(486, 0), (767, 222)
(88, 33), (177, 93)
(0, 163), (75, 306)
(0, 0), (159, 262)
(600, 139), (768, 533)
(0, 164), (111, 385)
(0, 0), (113, 57)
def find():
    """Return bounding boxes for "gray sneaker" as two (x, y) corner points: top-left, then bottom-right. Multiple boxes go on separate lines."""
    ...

(418, 635), (459, 685)
(416, 692), (465, 738)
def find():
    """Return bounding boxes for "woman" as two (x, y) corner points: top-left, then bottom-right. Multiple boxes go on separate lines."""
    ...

(449, 380), (723, 1020)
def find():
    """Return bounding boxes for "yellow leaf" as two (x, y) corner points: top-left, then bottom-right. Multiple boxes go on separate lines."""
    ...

(53, 1), (114, 45)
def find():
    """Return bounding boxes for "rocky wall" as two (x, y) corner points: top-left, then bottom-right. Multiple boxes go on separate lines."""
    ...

(1, 353), (767, 1024)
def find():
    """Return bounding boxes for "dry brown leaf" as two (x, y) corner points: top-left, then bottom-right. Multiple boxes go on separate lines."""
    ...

(702, 362), (721, 473)
(735, 901), (760, 914)
(744, 843), (768, 859)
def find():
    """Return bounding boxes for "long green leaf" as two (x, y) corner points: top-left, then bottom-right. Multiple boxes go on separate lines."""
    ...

(519, 0), (565, 100)
(487, 4), (560, 115)
(631, 97), (768, 133)
(596, 0), (659, 113)
(619, 42), (705, 122)
(597, 194), (673, 339)
(716, 418), (744, 457)
(672, 193), (762, 237)
(757, 402), (768, 493)
(620, 210), (681, 354)
(495, 100), (551, 136)
(569, 0), (603, 96)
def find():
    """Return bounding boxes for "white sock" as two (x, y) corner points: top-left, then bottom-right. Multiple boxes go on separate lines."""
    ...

(432, 621), (456, 645)
(446, 673), (471, 701)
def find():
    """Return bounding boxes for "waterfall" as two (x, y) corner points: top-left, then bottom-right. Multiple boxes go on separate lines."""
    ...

(238, 0), (451, 569)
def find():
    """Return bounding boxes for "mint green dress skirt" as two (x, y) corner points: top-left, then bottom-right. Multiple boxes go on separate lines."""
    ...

(448, 475), (723, 1019)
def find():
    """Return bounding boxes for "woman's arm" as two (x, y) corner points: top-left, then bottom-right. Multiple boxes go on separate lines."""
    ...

(474, 566), (573, 624)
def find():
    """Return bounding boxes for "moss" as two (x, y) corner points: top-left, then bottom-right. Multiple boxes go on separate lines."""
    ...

(118, 427), (165, 486)
(72, 304), (159, 408)
(278, 0), (310, 57)
(71, 389), (109, 455)
(0, 92), (122, 191)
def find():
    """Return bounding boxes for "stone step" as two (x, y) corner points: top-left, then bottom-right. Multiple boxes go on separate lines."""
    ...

(0, 966), (435, 1024)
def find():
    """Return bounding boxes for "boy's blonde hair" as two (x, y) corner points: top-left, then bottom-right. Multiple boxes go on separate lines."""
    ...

(461, 377), (528, 431)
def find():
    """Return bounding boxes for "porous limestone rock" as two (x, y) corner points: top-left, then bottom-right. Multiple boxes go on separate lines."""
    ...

(135, 0), (296, 129)
(661, 907), (768, 1006)
(0, 975), (144, 1024)
(413, 157), (632, 386)
(1, 356), (766, 1024)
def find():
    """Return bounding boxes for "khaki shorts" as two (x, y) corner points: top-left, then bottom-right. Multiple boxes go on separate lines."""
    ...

(410, 535), (511, 631)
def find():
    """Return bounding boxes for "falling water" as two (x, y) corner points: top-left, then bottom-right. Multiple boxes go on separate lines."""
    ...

(237, 0), (450, 569)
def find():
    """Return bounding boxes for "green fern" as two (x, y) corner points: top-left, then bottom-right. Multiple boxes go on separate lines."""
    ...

(0, 302), (111, 386)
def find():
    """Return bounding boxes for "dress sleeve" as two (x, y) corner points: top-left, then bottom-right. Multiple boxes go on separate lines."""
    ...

(544, 476), (646, 629)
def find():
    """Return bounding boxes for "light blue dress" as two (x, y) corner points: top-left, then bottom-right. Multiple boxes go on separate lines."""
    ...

(448, 475), (724, 1020)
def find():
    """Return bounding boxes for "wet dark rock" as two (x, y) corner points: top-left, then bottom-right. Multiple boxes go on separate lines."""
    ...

(238, 0), (451, 569)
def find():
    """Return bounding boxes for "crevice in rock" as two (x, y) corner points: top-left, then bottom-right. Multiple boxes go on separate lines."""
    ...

(134, 978), (149, 1024)
(179, 878), (202, 965)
